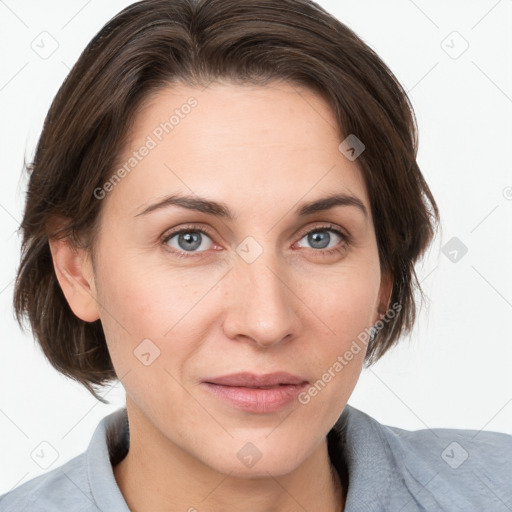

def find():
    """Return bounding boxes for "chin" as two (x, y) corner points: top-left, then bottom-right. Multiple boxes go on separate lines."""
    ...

(198, 436), (311, 478)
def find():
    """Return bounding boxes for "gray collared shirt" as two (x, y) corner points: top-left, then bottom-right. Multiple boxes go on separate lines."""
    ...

(1, 405), (511, 511)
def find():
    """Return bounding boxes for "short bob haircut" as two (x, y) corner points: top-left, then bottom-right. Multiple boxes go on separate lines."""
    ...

(14, 0), (439, 403)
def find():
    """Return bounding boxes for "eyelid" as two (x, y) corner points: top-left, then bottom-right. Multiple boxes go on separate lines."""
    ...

(295, 222), (351, 244)
(160, 223), (217, 248)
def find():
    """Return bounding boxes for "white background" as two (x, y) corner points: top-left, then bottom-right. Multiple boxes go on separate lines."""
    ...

(1, 0), (511, 494)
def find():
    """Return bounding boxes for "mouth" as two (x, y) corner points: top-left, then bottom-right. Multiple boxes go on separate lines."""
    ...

(202, 371), (308, 387)
(200, 372), (309, 413)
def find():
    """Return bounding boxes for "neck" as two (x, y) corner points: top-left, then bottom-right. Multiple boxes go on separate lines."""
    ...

(113, 405), (345, 512)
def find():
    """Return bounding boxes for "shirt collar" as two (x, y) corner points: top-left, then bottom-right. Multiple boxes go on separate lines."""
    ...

(329, 405), (405, 510)
(86, 404), (402, 512)
(87, 407), (131, 511)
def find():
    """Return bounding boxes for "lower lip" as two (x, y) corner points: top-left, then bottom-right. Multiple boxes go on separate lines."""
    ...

(201, 382), (308, 413)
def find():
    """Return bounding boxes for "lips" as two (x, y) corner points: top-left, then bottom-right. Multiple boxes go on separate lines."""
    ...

(202, 371), (308, 388)
(200, 372), (309, 413)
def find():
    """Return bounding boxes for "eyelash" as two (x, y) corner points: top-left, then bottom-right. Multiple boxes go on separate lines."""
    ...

(160, 223), (350, 259)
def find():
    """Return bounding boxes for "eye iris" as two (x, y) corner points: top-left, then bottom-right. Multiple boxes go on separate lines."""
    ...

(309, 231), (330, 249)
(178, 232), (202, 251)
(171, 229), (335, 253)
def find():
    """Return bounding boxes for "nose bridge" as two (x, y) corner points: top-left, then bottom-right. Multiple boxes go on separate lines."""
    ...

(222, 242), (299, 347)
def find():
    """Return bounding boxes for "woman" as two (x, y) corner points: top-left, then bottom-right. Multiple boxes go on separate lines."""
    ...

(1, 0), (510, 510)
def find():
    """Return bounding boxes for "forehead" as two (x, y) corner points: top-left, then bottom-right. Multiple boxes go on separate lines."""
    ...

(103, 80), (371, 223)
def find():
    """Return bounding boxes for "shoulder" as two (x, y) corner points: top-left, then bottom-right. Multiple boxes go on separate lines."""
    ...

(0, 408), (129, 512)
(384, 415), (512, 474)
(0, 453), (93, 512)
(337, 405), (512, 510)
(387, 421), (512, 509)
(387, 417), (512, 461)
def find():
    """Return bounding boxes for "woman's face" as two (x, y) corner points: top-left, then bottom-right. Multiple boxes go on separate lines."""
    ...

(85, 80), (391, 476)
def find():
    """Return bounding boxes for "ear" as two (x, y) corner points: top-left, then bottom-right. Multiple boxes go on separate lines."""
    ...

(48, 235), (100, 323)
(373, 270), (393, 324)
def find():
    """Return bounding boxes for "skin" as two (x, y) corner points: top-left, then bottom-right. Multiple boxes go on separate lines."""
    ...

(49, 80), (392, 512)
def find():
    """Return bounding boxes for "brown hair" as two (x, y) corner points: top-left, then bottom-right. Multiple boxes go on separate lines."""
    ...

(13, 0), (439, 403)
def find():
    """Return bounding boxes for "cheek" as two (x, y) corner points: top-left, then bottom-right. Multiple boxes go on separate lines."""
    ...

(294, 262), (380, 397)
(305, 262), (381, 335)
(94, 243), (187, 333)
(93, 247), (217, 377)
(297, 272), (374, 414)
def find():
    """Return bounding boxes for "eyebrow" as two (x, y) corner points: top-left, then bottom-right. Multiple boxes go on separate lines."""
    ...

(134, 192), (368, 220)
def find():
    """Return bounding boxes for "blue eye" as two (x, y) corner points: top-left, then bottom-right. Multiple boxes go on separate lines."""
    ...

(161, 224), (349, 259)
(162, 228), (214, 255)
(296, 227), (345, 251)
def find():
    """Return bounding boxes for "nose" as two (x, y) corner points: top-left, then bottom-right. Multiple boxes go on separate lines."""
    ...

(221, 251), (301, 349)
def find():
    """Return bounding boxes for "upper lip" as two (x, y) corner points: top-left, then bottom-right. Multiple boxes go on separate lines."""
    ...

(203, 372), (308, 387)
